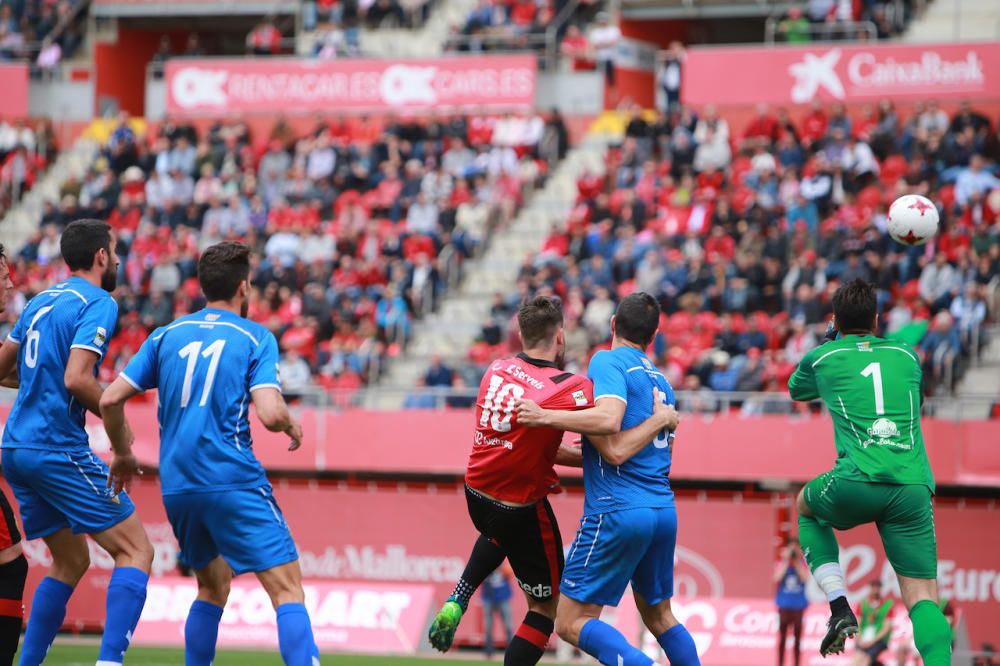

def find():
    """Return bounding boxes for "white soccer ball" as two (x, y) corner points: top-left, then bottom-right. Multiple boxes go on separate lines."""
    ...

(887, 194), (939, 246)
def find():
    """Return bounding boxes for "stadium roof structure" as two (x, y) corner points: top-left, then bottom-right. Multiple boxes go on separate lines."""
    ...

(92, 0), (298, 18)
(621, 0), (797, 20)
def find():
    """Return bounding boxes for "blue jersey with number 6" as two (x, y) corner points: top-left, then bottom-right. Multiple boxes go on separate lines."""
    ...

(120, 307), (281, 496)
(3, 276), (117, 450)
(583, 346), (676, 516)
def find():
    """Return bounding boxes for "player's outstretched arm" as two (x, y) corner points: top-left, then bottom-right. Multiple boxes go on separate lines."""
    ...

(64, 348), (106, 415)
(251, 387), (304, 450)
(588, 390), (679, 466)
(514, 396), (625, 435)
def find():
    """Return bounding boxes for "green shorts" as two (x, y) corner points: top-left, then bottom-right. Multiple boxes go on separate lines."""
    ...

(803, 472), (937, 579)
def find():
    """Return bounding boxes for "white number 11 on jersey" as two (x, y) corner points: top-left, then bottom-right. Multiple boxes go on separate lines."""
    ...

(860, 361), (885, 416)
(178, 339), (227, 408)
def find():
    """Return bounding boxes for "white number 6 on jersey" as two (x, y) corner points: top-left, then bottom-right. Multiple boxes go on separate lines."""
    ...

(23, 305), (55, 369)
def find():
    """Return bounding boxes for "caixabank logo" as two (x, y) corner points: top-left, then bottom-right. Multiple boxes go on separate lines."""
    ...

(787, 46), (986, 103)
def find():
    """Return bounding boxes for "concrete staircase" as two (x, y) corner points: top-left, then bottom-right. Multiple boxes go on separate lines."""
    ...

(0, 136), (101, 254)
(943, 325), (1000, 419)
(903, 0), (1000, 43)
(368, 131), (612, 407)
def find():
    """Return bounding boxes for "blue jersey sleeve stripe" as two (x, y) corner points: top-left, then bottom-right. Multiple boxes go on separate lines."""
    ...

(70, 343), (104, 358)
(594, 394), (627, 404)
(6, 334), (19, 344)
(119, 372), (143, 392)
(249, 383), (282, 392)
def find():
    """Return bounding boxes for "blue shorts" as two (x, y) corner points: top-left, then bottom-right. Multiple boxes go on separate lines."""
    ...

(163, 484), (298, 576)
(1, 447), (135, 540)
(561, 505), (677, 607)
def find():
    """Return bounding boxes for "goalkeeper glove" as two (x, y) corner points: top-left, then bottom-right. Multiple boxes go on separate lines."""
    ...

(823, 320), (839, 343)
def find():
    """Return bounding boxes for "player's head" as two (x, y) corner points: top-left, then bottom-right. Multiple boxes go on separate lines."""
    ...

(198, 241), (251, 317)
(61, 219), (118, 292)
(0, 243), (11, 315)
(832, 278), (878, 335)
(611, 292), (660, 350)
(517, 295), (565, 367)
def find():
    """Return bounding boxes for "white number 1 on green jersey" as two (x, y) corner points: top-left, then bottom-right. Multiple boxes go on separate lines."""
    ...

(860, 362), (885, 416)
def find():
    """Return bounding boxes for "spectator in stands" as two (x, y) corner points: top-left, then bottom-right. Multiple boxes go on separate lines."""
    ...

(589, 12), (621, 102)
(660, 42), (684, 112)
(919, 252), (961, 312)
(955, 154), (1000, 208)
(183, 33), (205, 57)
(247, 18), (283, 55)
(279, 350), (313, 400)
(920, 311), (962, 390)
(151, 35), (173, 67)
(480, 566), (515, 660)
(560, 25), (590, 71)
(778, 6), (811, 43)
(950, 283), (987, 351)
(424, 353), (454, 388)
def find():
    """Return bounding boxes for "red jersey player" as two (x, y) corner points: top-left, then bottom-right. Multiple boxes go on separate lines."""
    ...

(428, 296), (677, 664)
(0, 244), (27, 664)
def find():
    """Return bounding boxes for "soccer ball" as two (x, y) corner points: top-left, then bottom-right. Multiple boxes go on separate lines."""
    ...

(887, 194), (939, 246)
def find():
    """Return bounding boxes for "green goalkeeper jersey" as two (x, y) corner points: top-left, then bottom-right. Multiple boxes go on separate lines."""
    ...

(788, 335), (935, 492)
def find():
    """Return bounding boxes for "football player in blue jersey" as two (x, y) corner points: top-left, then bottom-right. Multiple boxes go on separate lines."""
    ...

(99, 241), (318, 666)
(0, 219), (155, 666)
(515, 292), (699, 666)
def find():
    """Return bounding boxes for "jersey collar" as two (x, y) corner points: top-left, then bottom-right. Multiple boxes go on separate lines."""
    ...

(516, 352), (559, 369)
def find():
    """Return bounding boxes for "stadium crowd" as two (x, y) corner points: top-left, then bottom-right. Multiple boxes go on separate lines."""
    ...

(0, 116), (56, 219)
(433, 100), (1000, 405)
(774, 0), (919, 43)
(4, 111), (569, 398)
(0, 0), (86, 68)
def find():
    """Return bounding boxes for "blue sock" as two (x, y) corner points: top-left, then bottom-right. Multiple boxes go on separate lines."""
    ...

(19, 577), (73, 666)
(276, 603), (319, 666)
(97, 567), (149, 664)
(658, 624), (700, 665)
(184, 600), (224, 666)
(578, 618), (654, 666)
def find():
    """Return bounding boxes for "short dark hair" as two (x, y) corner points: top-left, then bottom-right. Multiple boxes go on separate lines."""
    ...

(198, 241), (250, 302)
(615, 292), (660, 348)
(518, 296), (563, 349)
(833, 279), (877, 334)
(61, 219), (111, 271)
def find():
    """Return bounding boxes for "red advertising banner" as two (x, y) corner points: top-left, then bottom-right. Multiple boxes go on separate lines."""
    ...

(682, 42), (1000, 107)
(625, 597), (925, 665)
(102, 404), (1000, 488)
(8, 480), (999, 650)
(0, 64), (29, 117)
(165, 56), (537, 115)
(140, 577), (434, 653)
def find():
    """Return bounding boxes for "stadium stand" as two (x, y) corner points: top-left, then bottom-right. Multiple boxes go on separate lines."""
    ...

(4, 111), (567, 399)
(431, 101), (1000, 401)
(0, 117), (57, 224)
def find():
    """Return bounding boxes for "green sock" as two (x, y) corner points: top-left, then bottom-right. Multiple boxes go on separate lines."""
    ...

(910, 599), (952, 666)
(797, 513), (840, 571)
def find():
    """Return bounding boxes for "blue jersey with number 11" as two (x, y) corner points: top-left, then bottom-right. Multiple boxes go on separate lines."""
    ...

(120, 308), (282, 496)
(582, 346), (676, 517)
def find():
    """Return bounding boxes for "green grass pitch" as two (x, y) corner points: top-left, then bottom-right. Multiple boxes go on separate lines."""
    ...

(30, 644), (491, 665)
